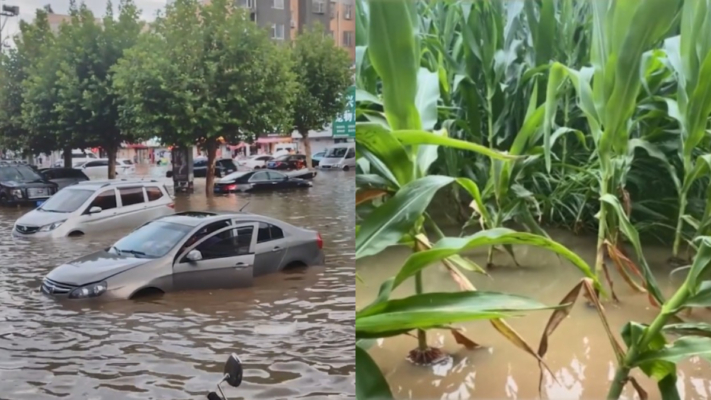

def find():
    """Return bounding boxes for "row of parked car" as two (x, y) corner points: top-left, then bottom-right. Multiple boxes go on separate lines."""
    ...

(6, 177), (324, 301)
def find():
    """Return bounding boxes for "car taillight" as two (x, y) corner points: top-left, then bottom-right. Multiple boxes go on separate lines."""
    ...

(226, 184), (236, 191)
(167, 203), (175, 209)
(316, 233), (323, 249)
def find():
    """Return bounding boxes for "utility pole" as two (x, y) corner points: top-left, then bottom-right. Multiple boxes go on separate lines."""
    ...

(0, 2), (20, 53)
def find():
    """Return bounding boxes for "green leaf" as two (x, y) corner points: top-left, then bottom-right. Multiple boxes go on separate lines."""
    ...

(357, 291), (555, 334)
(355, 175), (456, 259)
(392, 130), (518, 161)
(664, 322), (711, 338)
(684, 280), (711, 307)
(355, 123), (414, 186)
(635, 336), (711, 365)
(390, 228), (600, 291)
(356, 345), (393, 400)
(684, 237), (711, 294)
(415, 67), (440, 131)
(367, 0), (421, 130)
(622, 322), (676, 382)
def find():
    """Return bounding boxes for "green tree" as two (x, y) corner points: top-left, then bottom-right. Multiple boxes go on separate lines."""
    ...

(291, 24), (352, 168)
(0, 9), (56, 156)
(52, 0), (144, 177)
(113, 0), (295, 194)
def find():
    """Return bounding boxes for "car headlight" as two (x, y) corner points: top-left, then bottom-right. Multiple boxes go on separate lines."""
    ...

(69, 281), (107, 299)
(40, 220), (65, 232)
(11, 189), (23, 198)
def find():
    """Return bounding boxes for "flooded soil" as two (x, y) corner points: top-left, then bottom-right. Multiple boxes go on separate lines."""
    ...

(0, 166), (355, 399)
(357, 227), (711, 400)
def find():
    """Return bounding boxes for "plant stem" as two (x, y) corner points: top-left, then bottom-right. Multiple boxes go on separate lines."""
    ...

(415, 270), (427, 350)
(594, 177), (609, 281)
(606, 286), (689, 399)
(673, 192), (687, 258)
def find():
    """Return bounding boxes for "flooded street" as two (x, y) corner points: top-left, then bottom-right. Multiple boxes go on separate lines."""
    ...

(0, 167), (355, 399)
(357, 227), (711, 400)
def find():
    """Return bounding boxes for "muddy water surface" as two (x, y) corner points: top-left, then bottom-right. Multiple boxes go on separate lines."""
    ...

(357, 228), (711, 400)
(0, 167), (355, 399)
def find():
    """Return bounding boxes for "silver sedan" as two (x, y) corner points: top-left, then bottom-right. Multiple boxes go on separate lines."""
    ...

(41, 211), (325, 300)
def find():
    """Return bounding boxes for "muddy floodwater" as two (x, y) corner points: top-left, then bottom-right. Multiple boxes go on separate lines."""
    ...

(357, 227), (711, 400)
(0, 166), (355, 399)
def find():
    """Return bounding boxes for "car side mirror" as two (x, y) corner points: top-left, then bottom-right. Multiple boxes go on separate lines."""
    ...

(166, 170), (174, 178)
(186, 249), (203, 262)
(89, 206), (102, 214)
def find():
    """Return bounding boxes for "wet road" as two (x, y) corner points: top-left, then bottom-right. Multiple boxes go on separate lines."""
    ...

(0, 167), (355, 399)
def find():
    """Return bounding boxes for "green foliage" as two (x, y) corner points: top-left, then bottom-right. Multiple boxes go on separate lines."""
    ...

(291, 23), (351, 167)
(112, 0), (295, 193)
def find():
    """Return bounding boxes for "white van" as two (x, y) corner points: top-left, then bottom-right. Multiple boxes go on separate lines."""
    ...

(13, 179), (175, 238)
(319, 143), (356, 171)
(53, 149), (98, 167)
(272, 144), (297, 158)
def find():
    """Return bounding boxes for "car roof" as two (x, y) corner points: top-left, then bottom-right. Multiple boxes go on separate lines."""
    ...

(156, 210), (295, 228)
(71, 178), (165, 190)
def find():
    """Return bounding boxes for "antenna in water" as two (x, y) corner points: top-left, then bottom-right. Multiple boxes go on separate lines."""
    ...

(239, 202), (250, 212)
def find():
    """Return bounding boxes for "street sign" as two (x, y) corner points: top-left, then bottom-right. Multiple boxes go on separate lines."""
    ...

(332, 86), (355, 138)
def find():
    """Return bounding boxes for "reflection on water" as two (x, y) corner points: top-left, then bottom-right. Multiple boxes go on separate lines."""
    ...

(357, 227), (711, 400)
(0, 167), (355, 399)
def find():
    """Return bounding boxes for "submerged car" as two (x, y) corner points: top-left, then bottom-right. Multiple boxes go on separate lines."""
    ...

(214, 170), (313, 193)
(38, 168), (90, 190)
(14, 179), (174, 238)
(40, 211), (325, 300)
(267, 154), (307, 170)
(0, 162), (58, 206)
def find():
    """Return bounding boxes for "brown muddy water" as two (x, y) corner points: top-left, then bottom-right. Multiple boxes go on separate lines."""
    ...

(0, 166), (355, 399)
(357, 227), (711, 400)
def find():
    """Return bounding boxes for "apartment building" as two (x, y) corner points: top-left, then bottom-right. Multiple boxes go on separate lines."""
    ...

(329, 0), (355, 60)
(226, 0), (331, 42)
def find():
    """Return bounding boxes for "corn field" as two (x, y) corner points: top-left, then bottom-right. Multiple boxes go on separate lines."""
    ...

(355, 0), (711, 399)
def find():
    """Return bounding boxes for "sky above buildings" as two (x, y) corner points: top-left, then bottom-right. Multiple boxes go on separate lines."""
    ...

(1, 0), (165, 44)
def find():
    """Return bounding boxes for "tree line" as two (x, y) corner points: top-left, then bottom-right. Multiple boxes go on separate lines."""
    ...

(0, 0), (352, 193)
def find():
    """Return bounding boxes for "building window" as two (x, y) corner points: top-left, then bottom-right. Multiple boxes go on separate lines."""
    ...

(272, 0), (284, 9)
(344, 2), (352, 19)
(330, 1), (336, 19)
(271, 24), (285, 40)
(313, 0), (326, 14)
(237, 0), (255, 8)
(342, 30), (354, 47)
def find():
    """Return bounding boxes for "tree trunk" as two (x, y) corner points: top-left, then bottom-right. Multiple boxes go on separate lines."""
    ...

(63, 147), (72, 168)
(205, 139), (218, 197)
(107, 147), (117, 180)
(300, 130), (312, 169)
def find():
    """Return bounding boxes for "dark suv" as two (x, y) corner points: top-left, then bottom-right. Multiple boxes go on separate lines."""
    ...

(0, 162), (58, 206)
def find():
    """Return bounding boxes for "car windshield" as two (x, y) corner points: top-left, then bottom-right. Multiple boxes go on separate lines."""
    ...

(0, 165), (44, 182)
(325, 147), (348, 158)
(109, 221), (194, 259)
(274, 155), (291, 161)
(39, 188), (94, 213)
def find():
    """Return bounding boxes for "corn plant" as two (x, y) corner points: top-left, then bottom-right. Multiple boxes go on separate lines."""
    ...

(543, 0), (680, 303)
(661, 0), (711, 262)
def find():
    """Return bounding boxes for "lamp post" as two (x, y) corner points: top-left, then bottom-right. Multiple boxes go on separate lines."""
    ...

(0, 3), (20, 53)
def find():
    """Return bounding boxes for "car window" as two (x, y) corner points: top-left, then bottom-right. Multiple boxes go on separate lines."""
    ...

(250, 171), (270, 182)
(42, 170), (56, 180)
(346, 148), (355, 158)
(275, 155), (290, 161)
(257, 222), (284, 243)
(194, 225), (254, 259)
(0, 165), (43, 181)
(257, 156), (271, 161)
(145, 186), (163, 201)
(325, 147), (348, 158)
(110, 221), (193, 259)
(89, 189), (117, 211)
(86, 160), (108, 167)
(119, 187), (145, 206)
(195, 159), (207, 167)
(39, 188), (94, 213)
(267, 171), (286, 181)
(122, 159), (133, 165)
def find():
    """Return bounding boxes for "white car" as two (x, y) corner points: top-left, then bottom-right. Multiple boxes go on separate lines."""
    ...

(13, 179), (175, 238)
(77, 158), (134, 180)
(53, 150), (99, 168)
(236, 155), (273, 170)
(319, 144), (356, 171)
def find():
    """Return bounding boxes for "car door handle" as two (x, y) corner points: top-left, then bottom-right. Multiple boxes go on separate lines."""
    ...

(234, 262), (248, 270)
(271, 246), (281, 252)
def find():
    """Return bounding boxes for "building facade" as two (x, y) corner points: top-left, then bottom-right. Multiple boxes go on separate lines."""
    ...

(329, 0), (355, 60)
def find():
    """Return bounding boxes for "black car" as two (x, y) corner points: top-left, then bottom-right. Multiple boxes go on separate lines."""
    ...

(38, 168), (90, 190)
(267, 154), (307, 170)
(194, 157), (239, 178)
(0, 162), (58, 206)
(214, 170), (313, 193)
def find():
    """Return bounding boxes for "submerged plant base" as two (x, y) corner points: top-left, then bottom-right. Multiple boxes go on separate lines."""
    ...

(407, 347), (450, 366)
